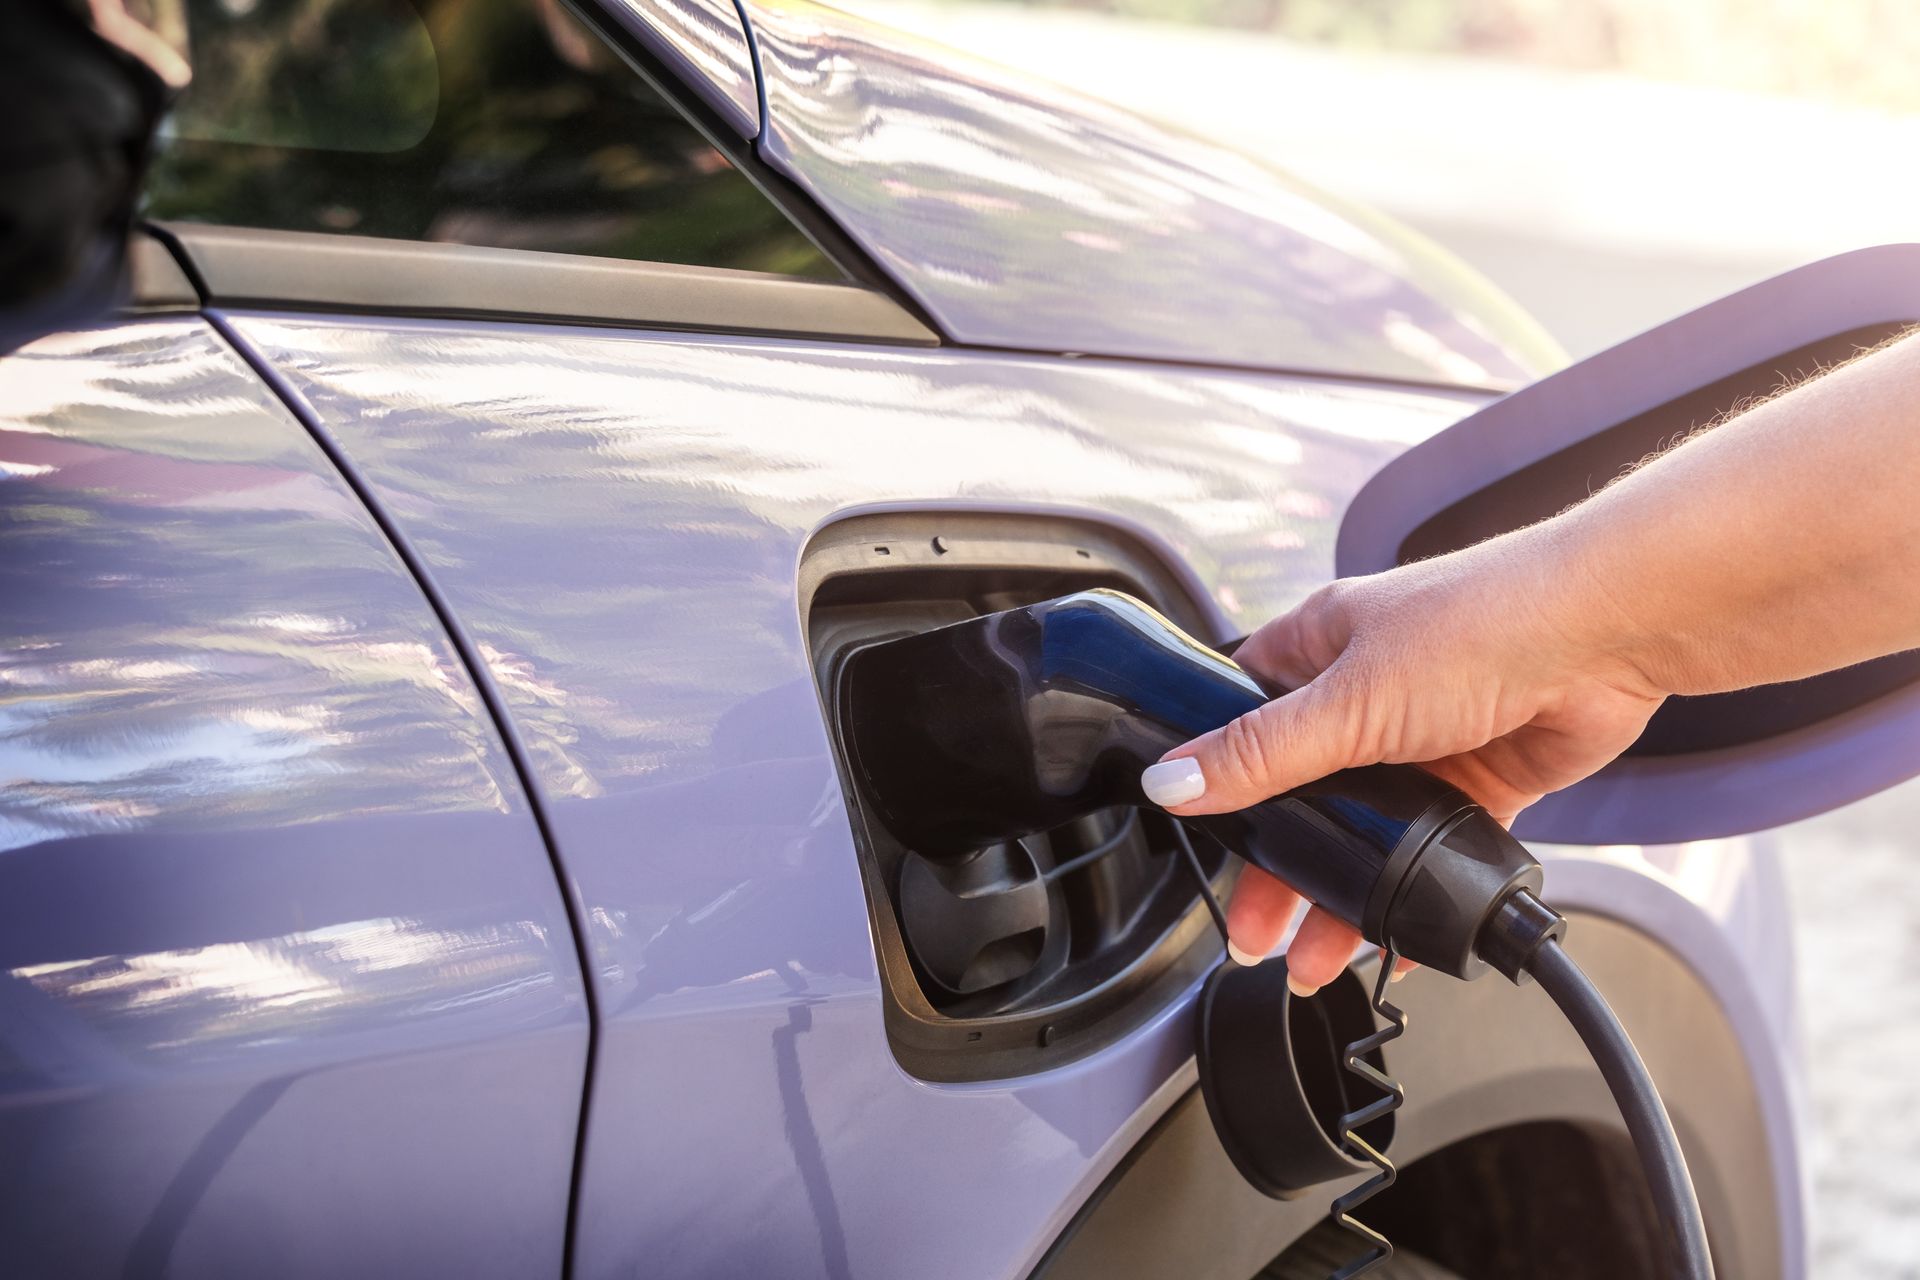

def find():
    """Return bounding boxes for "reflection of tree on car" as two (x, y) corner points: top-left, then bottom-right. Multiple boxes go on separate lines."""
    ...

(144, 0), (835, 277)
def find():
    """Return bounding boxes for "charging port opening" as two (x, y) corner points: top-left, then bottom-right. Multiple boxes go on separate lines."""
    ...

(801, 512), (1235, 1081)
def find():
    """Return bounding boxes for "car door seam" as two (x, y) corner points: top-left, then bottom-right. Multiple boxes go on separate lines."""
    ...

(202, 310), (602, 1280)
(725, 0), (771, 142)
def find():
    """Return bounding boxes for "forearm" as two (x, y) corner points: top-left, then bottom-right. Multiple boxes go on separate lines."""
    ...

(1196, 337), (1920, 989)
(1519, 331), (1920, 695)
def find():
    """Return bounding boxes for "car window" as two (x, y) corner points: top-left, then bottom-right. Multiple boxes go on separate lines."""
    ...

(142, 0), (839, 280)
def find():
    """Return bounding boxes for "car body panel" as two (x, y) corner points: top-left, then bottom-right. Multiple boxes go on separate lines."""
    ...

(0, 321), (590, 1278)
(738, 0), (1562, 387)
(602, 0), (763, 138)
(220, 310), (1800, 1278)
(3, 2), (1821, 1269)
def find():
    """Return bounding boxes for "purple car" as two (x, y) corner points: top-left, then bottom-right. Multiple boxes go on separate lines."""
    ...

(6, 0), (1916, 1275)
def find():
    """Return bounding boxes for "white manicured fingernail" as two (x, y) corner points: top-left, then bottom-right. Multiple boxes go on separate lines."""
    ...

(1141, 758), (1206, 807)
(1286, 976), (1319, 999)
(1388, 967), (1407, 983)
(1226, 940), (1262, 966)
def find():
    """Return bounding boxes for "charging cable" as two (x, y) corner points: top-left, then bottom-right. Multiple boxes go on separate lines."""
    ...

(1177, 828), (1711, 1280)
(1478, 891), (1712, 1279)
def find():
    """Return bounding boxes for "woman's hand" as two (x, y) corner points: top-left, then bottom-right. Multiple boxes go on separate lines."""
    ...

(1139, 331), (1920, 996)
(1141, 530), (1667, 995)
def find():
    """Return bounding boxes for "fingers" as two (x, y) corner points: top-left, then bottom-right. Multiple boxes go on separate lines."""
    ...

(1414, 754), (1527, 827)
(1222, 865), (1300, 967)
(1282, 907), (1361, 997)
(1141, 681), (1358, 816)
(1221, 872), (1397, 999)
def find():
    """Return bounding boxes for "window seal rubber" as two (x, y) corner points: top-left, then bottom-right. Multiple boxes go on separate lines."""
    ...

(146, 220), (938, 345)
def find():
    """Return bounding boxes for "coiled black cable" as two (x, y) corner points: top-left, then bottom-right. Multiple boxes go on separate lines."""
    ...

(1172, 833), (1702, 1280)
(1328, 953), (1406, 1279)
(1174, 821), (1408, 1279)
(1526, 936), (1713, 1280)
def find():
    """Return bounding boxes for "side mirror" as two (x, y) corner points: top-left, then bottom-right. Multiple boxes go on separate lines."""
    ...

(1338, 246), (1920, 845)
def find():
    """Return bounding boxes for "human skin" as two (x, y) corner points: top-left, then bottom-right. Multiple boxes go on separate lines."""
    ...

(1141, 330), (1920, 995)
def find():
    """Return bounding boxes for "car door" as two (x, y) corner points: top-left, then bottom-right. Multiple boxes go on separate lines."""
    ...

(0, 318), (588, 1276)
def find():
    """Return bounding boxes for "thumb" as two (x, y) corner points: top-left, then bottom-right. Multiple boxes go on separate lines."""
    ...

(1140, 680), (1360, 815)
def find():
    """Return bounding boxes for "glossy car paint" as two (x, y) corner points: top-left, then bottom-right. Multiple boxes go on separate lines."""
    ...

(0, 321), (590, 1277)
(221, 311), (1802, 1278)
(602, 0), (762, 139)
(5, 3), (1811, 1274)
(737, 0), (1563, 387)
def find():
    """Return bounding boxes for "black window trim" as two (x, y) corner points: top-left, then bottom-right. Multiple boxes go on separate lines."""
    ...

(559, 0), (921, 307)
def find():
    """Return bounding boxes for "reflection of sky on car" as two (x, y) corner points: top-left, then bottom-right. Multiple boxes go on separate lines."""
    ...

(10, 914), (561, 1063)
(0, 327), (521, 850)
(0, 316), (585, 1276)
(742, 0), (1560, 385)
(0, 322), (582, 1107)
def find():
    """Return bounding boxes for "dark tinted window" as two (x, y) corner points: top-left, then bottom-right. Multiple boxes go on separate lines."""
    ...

(143, 0), (838, 279)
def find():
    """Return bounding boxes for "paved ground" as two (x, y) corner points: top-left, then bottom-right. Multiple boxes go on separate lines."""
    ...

(837, 5), (1920, 1269)
(1774, 781), (1920, 1276)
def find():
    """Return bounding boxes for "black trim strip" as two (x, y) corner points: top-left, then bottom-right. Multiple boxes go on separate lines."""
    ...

(161, 223), (938, 345)
(725, 0), (772, 139)
(566, 0), (940, 317)
(203, 312), (604, 1280)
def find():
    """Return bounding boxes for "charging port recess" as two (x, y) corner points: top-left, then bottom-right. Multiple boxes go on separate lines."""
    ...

(801, 512), (1238, 1081)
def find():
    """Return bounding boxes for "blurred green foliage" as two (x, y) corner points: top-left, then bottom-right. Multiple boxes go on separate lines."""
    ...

(143, 0), (838, 277)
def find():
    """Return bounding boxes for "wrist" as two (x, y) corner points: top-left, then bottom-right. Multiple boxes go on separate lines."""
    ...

(1495, 515), (1677, 701)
